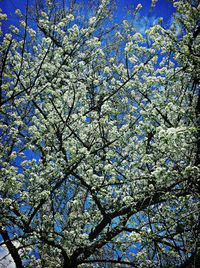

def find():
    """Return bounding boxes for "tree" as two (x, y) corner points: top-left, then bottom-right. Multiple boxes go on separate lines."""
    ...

(0, 0), (200, 267)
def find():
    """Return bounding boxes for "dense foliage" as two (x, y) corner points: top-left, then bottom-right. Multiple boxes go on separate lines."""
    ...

(0, 0), (200, 267)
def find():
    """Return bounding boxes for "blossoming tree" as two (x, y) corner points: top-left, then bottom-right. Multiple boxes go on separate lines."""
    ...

(0, 0), (199, 267)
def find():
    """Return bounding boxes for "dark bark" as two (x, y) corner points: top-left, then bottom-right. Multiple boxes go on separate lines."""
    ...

(0, 228), (24, 268)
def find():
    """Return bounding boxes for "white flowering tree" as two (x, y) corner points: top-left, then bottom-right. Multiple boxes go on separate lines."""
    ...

(0, 0), (200, 267)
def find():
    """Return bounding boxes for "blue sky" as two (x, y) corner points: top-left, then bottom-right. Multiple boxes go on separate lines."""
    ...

(0, 0), (175, 43)
(1, 0), (175, 26)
